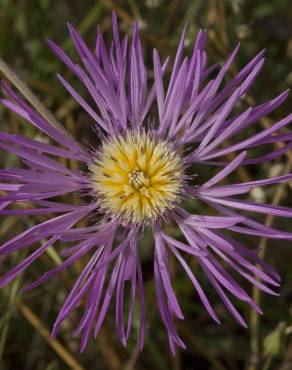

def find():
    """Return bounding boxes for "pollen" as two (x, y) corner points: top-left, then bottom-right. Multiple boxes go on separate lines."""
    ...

(90, 131), (184, 225)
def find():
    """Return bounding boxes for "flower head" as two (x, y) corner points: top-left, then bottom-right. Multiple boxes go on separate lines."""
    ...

(90, 130), (184, 225)
(1, 11), (292, 353)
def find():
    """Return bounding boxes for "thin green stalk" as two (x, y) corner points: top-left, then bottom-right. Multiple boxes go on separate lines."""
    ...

(249, 159), (292, 370)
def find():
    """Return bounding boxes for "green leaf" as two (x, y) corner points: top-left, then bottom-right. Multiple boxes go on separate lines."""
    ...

(263, 322), (286, 357)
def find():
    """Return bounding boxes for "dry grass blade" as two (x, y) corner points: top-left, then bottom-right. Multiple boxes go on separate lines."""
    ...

(0, 57), (75, 141)
(17, 300), (85, 370)
(179, 325), (228, 370)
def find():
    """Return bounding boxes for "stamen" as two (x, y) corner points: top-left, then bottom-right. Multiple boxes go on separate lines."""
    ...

(128, 170), (150, 189)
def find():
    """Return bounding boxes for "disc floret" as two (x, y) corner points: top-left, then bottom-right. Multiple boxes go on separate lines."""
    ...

(90, 131), (184, 225)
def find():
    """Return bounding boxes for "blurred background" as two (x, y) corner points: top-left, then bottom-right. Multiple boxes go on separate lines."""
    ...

(0, 0), (292, 369)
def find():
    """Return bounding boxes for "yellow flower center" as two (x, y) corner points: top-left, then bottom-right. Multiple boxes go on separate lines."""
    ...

(90, 131), (183, 225)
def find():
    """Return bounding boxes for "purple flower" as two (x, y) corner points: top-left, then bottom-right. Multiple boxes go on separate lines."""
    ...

(1, 12), (292, 353)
